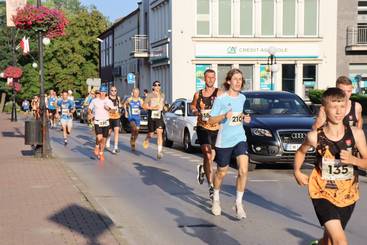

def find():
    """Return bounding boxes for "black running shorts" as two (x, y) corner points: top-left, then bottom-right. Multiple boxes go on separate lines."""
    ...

(94, 125), (109, 138)
(311, 198), (355, 229)
(109, 118), (120, 129)
(148, 117), (164, 133)
(196, 126), (218, 147)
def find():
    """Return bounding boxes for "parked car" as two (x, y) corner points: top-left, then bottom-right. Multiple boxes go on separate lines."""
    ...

(243, 91), (316, 170)
(163, 98), (198, 152)
(79, 104), (89, 123)
(120, 108), (149, 133)
(73, 98), (84, 119)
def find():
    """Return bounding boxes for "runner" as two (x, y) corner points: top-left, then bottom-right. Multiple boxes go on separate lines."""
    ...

(143, 81), (165, 159)
(208, 68), (251, 219)
(22, 99), (30, 115)
(124, 87), (144, 151)
(57, 90), (75, 146)
(106, 86), (122, 154)
(88, 86), (114, 161)
(294, 87), (367, 245)
(191, 69), (220, 200)
(313, 76), (363, 129)
(47, 90), (58, 128)
(84, 88), (97, 128)
(31, 95), (40, 119)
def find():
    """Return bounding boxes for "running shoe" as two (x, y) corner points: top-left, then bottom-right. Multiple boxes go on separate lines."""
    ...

(130, 141), (136, 152)
(99, 153), (105, 161)
(94, 146), (99, 156)
(64, 139), (67, 146)
(309, 240), (319, 245)
(157, 151), (163, 160)
(196, 165), (205, 185)
(211, 200), (221, 216)
(143, 139), (149, 149)
(111, 149), (117, 155)
(233, 202), (247, 220)
(209, 186), (214, 201)
(115, 148), (120, 153)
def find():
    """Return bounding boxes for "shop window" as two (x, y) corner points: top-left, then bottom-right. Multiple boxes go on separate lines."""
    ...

(217, 64), (232, 87)
(240, 0), (253, 36)
(239, 65), (253, 91)
(197, 0), (210, 35)
(304, 0), (318, 36)
(261, 0), (274, 36)
(219, 0), (232, 35)
(303, 64), (317, 97)
(283, 0), (296, 36)
(349, 64), (367, 93)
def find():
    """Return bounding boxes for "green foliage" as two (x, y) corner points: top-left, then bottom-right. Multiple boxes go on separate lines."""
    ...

(3, 101), (20, 113)
(308, 89), (325, 104)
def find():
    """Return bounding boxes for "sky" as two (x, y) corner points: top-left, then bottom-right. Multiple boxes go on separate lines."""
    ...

(80, 0), (138, 22)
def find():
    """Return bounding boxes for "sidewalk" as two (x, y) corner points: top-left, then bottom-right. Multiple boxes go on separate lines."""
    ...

(0, 113), (122, 245)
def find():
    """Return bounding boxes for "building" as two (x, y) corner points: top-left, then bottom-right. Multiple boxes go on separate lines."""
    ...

(100, 0), (338, 102)
(339, 0), (367, 92)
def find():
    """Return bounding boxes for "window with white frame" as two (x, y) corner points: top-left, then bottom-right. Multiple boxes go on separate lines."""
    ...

(283, 0), (296, 36)
(240, 0), (253, 36)
(304, 0), (318, 36)
(218, 0), (232, 35)
(261, 0), (274, 36)
(196, 0), (210, 35)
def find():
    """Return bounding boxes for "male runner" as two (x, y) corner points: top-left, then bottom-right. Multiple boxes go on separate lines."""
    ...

(191, 69), (220, 200)
(106, 86), (122, 154)
(88, 86), (114, 161)
(294, 87), (367, 245)
(47, 90), (58, 128)
(124, 87), (144, 151)
(313, 76), (363, 129)
(208, 68), (251, 219)
(143, 81), (165, 159)
(57, 90), (75, 145)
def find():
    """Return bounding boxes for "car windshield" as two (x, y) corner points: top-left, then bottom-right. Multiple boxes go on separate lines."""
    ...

(243, 93), (311, 116)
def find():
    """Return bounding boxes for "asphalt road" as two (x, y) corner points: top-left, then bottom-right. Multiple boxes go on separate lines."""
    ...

(49, 122), (367, 245)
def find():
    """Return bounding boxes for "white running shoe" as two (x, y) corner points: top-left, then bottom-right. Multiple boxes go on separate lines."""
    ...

(233, 202), (247, 219)
(211, 200), (221, 216)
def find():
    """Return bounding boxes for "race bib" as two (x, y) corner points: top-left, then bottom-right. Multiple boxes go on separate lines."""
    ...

(228, 112), (243, 126)
(132, 108), (140, 115)
(321, 158), (354, 180)
(151, 110), (161, 119)
(201, 109), (211, 122)
(96, 120), (110, 127)
(62, 108), (69, 115)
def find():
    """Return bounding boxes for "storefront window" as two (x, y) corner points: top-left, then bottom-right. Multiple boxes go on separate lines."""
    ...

(195, 64), (211, 91)
(219, 0), (232, 35)
(197, 0), (210, 35)
(349, 64), (367, 93)
(240, 0), (253, 36)
(261, 0), (274, 36)
(303, 64), (317, 97)
(217, 64), (232, 87)
(283, 0), (296, 36)
(239, 65), (253, 91)
(304, 0), (318, 36)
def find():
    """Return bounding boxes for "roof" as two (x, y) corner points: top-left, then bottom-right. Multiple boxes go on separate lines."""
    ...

(98, 8), (139, 38)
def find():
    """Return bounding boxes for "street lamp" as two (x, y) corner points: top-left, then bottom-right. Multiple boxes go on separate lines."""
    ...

(267, 46), (278, 90)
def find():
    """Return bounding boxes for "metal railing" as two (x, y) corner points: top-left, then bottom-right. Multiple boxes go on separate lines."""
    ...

(131, 35), (149, 54)
(347, 26), (367, 46)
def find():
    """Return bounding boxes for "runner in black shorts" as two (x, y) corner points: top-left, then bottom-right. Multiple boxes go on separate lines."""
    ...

(295, 87), (367, 245)
(191, 68), (220, 200)
(143, 81), (165, 160)
(106, 86), (122, 154)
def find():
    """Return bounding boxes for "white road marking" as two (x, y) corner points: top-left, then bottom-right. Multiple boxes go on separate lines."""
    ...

(248, 179), (280, 182)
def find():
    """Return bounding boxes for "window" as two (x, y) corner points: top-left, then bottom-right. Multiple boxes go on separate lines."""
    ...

(304, 0), (318, 36)
(303, 64), (317, 97)
(261, 0), (274, 36)
(218, 0), (232, 35)
(240, 0), (253, 35)
(217, 64), (232, 86)
(197, 0), (210, 35)
(283, 0), (296, 36)
(239, 65), (253, 91)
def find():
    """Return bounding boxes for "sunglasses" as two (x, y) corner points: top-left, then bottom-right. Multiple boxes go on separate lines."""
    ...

(153, 84), (161, 87)
(111, 90), (117, 92)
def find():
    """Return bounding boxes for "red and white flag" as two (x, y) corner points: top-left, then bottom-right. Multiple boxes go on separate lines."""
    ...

(20, 36), (30, 55)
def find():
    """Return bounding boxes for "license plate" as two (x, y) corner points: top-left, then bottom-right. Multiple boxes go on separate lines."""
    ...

(140, 121), (148, 126)
(283, 143), (301, 151)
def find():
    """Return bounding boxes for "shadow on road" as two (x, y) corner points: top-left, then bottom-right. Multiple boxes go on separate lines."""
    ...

(49, 204), (114, 245)
(221, 185), (319, 229)
(166, 207), (241, 245)
(286, 228), (318, 245)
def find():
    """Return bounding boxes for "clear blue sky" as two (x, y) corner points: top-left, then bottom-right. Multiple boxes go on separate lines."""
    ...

(80, 0), (138, 22)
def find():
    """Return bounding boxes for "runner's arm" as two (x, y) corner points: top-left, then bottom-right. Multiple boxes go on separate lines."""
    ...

(190, 92), (199, 116)
(341, 128), (367, 169)
(294, 130), (317, 186)
(356, 102), (363, 129)
(312, 106), (326, 130)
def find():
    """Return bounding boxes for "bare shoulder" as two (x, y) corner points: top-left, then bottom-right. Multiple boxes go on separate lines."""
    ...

(355, 101), (363, 111)
(306, 130), (318, 146)
(351, 126), (365, 139)
(216, 88), (225, 96)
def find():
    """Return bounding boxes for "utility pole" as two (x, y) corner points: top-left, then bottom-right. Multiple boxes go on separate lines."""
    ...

(10, 28), (17, 122)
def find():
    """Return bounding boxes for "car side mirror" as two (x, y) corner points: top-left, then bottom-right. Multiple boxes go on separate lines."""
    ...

(174, 110), (184, 116)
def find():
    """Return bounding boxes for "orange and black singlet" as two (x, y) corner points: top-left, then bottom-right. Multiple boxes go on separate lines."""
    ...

(196, 88), (219, 130)
(308, 126), (359, 207)
(343, 101), (358, 127)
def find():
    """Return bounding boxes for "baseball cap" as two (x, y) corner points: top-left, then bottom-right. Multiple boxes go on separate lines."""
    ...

(100, 86), (108, 93)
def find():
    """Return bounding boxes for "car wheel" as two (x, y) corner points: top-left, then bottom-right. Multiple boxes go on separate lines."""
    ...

(183, 129), (194, 153)
(248, 162), (256, 171)
(164, 129), (173, 147)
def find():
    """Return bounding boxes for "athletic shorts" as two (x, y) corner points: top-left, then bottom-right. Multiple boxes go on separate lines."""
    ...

(109, 118), (120, 129)
(129, 116), (141, 128)
(312, 198), (355, 229)
(148, 117), (164, 133)
(60, 118), (72, 129)
(215, 141), (248, 168)
(196, 126), (218, 147)
(94, 125), (109, 138)
(48, 109), (57, 115)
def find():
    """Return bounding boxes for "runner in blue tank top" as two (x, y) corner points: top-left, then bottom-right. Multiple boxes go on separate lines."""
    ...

(208, 68), (251, 219)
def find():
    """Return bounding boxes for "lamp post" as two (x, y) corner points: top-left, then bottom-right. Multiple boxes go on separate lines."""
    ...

(37, 0), (52, 158)
(267, 46), (278, 91)
(11, 28), (17, 122)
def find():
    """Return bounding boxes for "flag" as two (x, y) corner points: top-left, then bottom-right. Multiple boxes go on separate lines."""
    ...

(20, 36), (30, 55)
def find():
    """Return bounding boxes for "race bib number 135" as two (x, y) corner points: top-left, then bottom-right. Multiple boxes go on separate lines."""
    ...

(321, 158), (354, 180)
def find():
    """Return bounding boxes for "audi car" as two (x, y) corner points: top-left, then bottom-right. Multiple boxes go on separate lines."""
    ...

(242, 91), (316, 170)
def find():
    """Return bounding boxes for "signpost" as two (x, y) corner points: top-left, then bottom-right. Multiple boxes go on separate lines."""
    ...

(127, 73), (136, 87)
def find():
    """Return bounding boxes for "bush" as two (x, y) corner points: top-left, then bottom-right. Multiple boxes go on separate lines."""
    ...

(308, 89), (325, 104)
(3, 101), (20, 113)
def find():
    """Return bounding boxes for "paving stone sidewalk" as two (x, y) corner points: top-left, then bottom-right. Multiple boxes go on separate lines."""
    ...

(0, 113), (121, 245)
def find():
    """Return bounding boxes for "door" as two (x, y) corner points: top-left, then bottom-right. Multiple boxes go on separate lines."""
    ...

(172, 101), (186, 142)
(282, 64), (295, 93)
(165, 101), (180, 141)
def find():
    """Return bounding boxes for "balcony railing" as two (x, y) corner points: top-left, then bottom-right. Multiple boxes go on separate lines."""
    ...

(131, 35), (149, 58)
(346, 26), (367, 51)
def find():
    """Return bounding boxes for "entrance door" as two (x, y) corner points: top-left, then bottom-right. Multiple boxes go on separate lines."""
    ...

(282, 64), (295, 93)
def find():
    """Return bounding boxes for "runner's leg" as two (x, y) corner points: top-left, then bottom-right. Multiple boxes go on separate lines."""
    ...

(234, 154), (249, 219)
(113, 126), (119, 152)
(212, 165), (228, 216)
(323, 220), (347, 245)
(157, 128), (163, 159)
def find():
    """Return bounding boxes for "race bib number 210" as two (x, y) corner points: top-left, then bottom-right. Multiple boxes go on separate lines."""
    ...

(229, 112), (243, 126)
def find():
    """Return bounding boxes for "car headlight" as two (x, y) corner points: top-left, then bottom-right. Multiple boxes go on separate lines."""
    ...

(251, 128), (273, 137)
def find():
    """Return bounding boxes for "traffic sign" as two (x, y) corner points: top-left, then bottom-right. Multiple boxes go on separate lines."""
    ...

(127, 73), (135, 84)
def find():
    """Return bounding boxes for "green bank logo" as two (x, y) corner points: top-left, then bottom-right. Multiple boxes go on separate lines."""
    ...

(227, 47), (237, 54)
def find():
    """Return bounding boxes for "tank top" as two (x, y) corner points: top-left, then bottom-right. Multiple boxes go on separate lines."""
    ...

(308, 126), (359, 207)
(196, 88), (219, 131)
(343, 101), (357, 127)
(108, 96), (121, 119)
